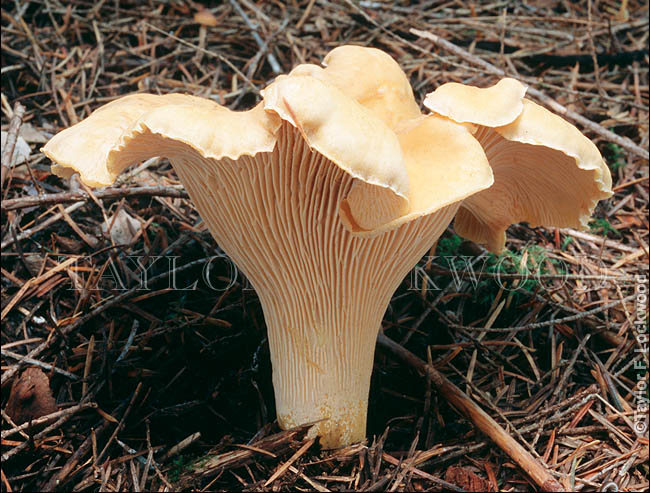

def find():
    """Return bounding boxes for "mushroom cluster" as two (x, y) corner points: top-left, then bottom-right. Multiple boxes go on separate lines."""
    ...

(42, 45), (612, 449)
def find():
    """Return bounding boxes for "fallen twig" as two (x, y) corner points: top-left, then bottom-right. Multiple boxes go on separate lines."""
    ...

(39, 410), (117, 491)
(2, 407), (90, 462)
(562, 228), (639, 253)
(228, 0), (281, 74)
(0, 201), (85, 250)
(1, 102), (26, 191)
(264, 437), (316, 486)
(1, 402), (97, 439)
(160, 431), (201, 462)
(1, 185), (188, 211)
(376, 333), (564, 492)
(1, 349), (79, 380)
(184, 423), (314, 481)
(143, 22), (259, 94)
(449, 294), (635, 333)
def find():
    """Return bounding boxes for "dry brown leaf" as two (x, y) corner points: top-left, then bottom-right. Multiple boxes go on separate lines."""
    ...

(1, 131), (31, 166)
(445, 465), (495, 492)
(5, 367), (58, 425)
(19, 122), (49, 144)
(101, 208), (141, 245)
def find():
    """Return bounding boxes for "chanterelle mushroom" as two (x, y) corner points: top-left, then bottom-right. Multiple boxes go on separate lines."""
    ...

(42, 45), (612, 449)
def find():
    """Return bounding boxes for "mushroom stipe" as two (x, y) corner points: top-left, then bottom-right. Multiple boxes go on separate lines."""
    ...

(42, 45), (612, 449)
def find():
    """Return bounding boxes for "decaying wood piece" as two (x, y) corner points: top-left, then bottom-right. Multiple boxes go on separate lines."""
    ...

(1, 102), (26, 190)
(181, 423), (314, 484)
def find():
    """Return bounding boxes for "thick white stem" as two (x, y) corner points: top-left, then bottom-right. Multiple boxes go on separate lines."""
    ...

(261, 295), (385, 449)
